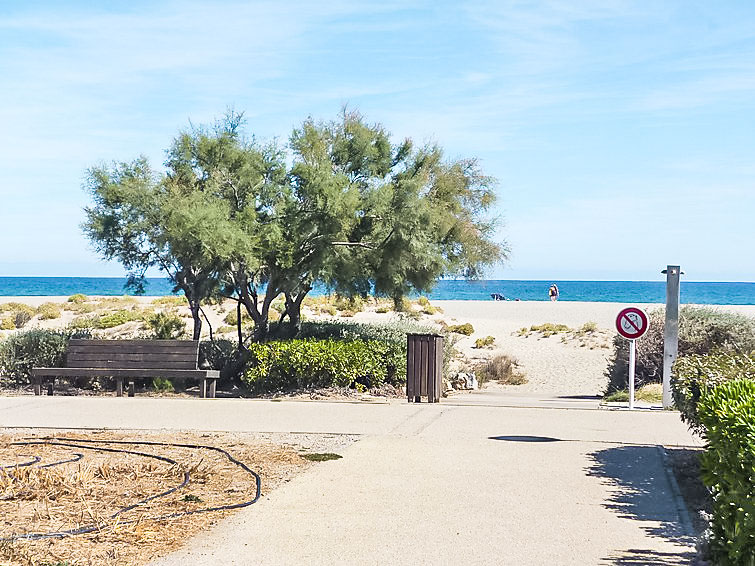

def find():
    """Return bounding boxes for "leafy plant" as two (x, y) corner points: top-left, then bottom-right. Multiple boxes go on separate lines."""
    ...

(37, 302), (62, 320)
(301, 453), (342, 462)
(698, 380), (755, 566)
(242, 338), (405, 392)
(474, 336), (495, 348)
(605, 306), (755, 393)
(447, 323), (474, 336)
(67, 294), (88, 304)
(145, 312), (186, 339)
(13, 310), (32, 329)
(151, 377), (175, 393)
(672, 352), (755, 434)
(0, 330), (69, 384)
(151, 295), (187, 307)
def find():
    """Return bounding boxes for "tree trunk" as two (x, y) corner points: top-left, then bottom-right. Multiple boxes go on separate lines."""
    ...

(284, 286), (311, 338)
(189, 300), (202, 340)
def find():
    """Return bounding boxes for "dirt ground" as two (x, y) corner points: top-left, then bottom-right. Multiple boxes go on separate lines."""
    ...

(0, 429), (357, 566)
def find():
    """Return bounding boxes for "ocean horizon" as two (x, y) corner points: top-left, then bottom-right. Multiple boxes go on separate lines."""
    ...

(0, 277), (753, 305)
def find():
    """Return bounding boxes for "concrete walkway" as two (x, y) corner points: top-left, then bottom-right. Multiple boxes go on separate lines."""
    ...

(0, 392), (702, 565)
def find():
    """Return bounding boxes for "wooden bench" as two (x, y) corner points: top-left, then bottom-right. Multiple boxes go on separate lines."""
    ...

(31, 339), (220, 398)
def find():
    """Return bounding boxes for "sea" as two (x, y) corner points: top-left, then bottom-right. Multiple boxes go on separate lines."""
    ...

(0, 277), (753, 305)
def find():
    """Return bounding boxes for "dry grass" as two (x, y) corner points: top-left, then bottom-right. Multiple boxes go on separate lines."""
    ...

(0, 431), (313, 566)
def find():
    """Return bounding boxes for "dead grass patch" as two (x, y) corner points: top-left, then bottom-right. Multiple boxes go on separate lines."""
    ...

(0, 431), (314, 565)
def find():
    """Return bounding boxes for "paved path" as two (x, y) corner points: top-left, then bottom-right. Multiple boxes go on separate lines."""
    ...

(0, 392), (701, 565)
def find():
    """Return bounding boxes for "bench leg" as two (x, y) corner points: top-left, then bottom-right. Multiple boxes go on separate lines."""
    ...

(200, 378), (207, 399)
(34, 377), (41, 396)
(128, 381), (135, 397)
(208, 379), (216, 399)
(116, 378), (123, 397)
(47, 383), (54, 396)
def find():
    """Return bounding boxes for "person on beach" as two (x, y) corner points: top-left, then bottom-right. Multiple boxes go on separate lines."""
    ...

(549, 284), (559, 301)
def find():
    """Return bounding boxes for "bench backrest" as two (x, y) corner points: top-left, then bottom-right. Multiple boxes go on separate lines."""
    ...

(66, 339), (200, 370)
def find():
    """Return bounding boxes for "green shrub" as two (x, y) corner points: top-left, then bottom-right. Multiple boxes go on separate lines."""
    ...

(0, 302), (34, 314)
(606, 306), (755, 393)
(475, 354), (526, 385)
(579, 321), (598, 333)
(530, 323), (571, 337)
(67, 294), (88, 304)
(393, 297), (413, 313)
(151, 377), (175, 392)
(672, 352), (755, 434)
(475, 336), (495, 349)
(145, 312), (186, 339)
(0, 329), (68, 384)
(448, 323), (474, 336)
(339, 310), (355, 318)
(242, 338), (403, 392)
(698, 380), (755, 566)
(150, 295), (186, 307)
(375, 306), (390, 314)
(37, 302), (62, 320)
(334, 295), (364, 313)
(224, 309), (253, 326)
(95, 309), (145, 329)
(0, 317), (14, 330)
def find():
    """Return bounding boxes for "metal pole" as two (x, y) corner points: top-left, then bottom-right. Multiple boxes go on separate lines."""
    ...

(662, 265), (681, 408)
(628, 339), (635, 410)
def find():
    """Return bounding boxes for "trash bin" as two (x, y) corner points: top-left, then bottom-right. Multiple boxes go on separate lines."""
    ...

(406, 333), (443, 403)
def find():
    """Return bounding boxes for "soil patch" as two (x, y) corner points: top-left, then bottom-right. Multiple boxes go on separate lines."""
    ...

(0, 429), (356, 565)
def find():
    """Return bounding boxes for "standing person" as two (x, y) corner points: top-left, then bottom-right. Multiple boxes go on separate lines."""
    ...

(548, 284), (559, 302)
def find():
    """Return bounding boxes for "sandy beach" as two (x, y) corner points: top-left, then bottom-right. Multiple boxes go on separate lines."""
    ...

(1, 296), (754, 398)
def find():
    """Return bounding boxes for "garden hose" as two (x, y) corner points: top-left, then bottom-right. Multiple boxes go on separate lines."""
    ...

(1, 437), (261, 541)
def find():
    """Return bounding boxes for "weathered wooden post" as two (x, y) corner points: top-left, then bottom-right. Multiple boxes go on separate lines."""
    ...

(661, 265), (681, 408)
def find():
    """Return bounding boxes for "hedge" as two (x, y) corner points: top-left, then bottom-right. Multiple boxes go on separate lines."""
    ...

(605, 306), (755, 393)
(673, 352), (755, 434)
(698, 380), (755, 566)
(242, 338), (404, 393)
(0, 328), (90, 385)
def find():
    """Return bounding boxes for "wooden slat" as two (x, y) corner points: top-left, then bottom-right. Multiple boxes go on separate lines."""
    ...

(67, 360), (198, 370)
(406, 336), (415, 398)
(68, 339), (198, 348)
(68, 343), (198, 354)
(67, 352), (197, 363)
(31, 368), (219, 379)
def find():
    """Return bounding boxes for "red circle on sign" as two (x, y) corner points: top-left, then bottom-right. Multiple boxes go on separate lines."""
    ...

(615, 307), (649, 340)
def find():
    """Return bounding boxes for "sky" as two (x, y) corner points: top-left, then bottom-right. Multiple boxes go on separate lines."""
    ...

(0, 1), (753, 282)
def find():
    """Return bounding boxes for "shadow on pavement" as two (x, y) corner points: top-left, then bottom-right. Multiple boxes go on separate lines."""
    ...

(587, 445), (697, 565)
(556, 395), (602, 400)
(602, 548), (697, 565)
(488, 435), (562, 443)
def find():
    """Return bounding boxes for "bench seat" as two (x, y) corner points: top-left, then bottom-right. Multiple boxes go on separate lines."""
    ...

(31, 339), (220, 398)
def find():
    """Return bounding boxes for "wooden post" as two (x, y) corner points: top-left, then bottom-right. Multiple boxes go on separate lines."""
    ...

(116, 377), (123, 397)
(662, 265), (681, 408)
(128, 382), (135, 397)
(47, 383), (54, 396)
(34, 377), (41, 396)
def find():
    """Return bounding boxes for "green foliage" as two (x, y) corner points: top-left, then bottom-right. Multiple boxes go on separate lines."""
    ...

(301, 453), (342, 462)
(67, 294), (88, 304)
(672, 352), (755, 434)
(199, 339), (237, 371)
(151, 295), (187, 307)
(475, 354), (526, 385)
(242, 338), (403, 392)
(0, 317), (14, 330)
(145, 312), (186, 339)
(448, 323), (474, 336)
(334, 295), (363, 313)
(530, 323), (571, 336)
(603, 383), (663, 403)
(93, 309), (146, 329)
(698, 380), (755, 566)
(579, 321), (598, 333)
(151, 377), (175, 393)
(474, 336), (495, 348)
(606, 306), (755, 393)
(37, 302), (62, 320)
(0, 329), (77, 384)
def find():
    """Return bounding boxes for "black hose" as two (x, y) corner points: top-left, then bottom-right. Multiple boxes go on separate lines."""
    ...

(1, 437), (261, 541)
(0, 455), (40, 469)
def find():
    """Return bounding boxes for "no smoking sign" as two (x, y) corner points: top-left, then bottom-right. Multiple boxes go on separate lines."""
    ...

(616, 307), (649, 340)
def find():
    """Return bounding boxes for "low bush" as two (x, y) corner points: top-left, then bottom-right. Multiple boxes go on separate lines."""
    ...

(605, 306), (755, 393)
(67, 294), (88, 304)
(672, 352), (755, 434)
(474, 336), (495, 349)
(37, 302), (62, 320)
(0, 328), (90, 385)
(150, 295), (186, 307)
(334, 295), (364, 313)
(145, 312), (186, 339)
(151, 377), (175, 393)
(475, 354), (526, 385)
(13, 310), (32, 329)
(242, 338), (403, 392)
(448, 323), (474, 336)
(530, 323), (571, 336)
(0, 317), (14, 330)
(579, 321), (598, 333)
(698, 380), (755, 566)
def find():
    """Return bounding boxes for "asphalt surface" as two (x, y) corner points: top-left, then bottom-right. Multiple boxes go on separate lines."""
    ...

(0, 390), (702, 565)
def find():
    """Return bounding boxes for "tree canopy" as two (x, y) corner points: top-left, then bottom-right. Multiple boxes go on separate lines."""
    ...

(83, 109), (508, 344)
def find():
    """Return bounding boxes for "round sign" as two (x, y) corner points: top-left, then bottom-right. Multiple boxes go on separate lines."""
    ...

(615, 307), (649, 340)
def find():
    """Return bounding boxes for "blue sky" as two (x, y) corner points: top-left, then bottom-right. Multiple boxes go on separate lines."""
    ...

(0, 1), (753, 281)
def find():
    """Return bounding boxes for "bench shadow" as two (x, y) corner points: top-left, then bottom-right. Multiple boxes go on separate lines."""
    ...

(488, 435), (562, 443)
(587, 445), (697, 565)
